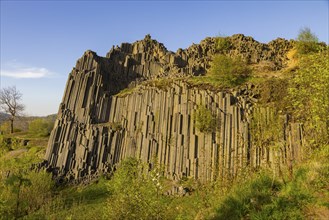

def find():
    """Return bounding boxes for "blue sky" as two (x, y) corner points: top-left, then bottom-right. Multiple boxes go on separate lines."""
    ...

(1, 0), (328, 116)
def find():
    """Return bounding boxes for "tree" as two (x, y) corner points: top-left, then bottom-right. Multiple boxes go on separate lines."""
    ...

(0, 86), (25, 133)
(295, 27), (319, 54)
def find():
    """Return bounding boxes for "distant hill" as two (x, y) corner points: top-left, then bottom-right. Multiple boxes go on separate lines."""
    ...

(0, 113), (57, 133)
(44, 114), (57, 122)
(0, 112), (10, 123)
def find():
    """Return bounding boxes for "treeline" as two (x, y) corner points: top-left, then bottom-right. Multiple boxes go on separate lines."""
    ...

(0, 116), (55, 137)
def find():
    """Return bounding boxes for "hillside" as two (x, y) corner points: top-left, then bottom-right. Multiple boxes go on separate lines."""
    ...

(0, 33), (328, 219)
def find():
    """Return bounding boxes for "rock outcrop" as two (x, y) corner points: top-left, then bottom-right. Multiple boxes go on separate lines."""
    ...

(45, 35), (301, 182)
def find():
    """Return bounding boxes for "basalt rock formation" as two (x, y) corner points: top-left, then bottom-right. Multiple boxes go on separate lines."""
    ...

(45, 35), (302, 182)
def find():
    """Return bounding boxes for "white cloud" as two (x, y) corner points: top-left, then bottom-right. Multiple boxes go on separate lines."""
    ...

(1, 67), (52, 79)
(0, 61), (54, 79)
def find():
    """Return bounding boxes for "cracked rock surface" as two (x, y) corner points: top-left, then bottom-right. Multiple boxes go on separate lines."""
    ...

(45, 35), (302, 182)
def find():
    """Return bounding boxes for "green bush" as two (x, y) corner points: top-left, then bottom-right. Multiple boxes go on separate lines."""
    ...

(0, 121), (11, 134)
(0, 135), (12, 154)
(216, 37), (232, 53)
(104, 158), (167, 220)
(194, 105), (216, 133)
(0, 169), (53, 219)
(28, 118), (54, 137)
(209, 54), (251, 87)
(257, 78), (288, 108)
(287, 50), (329, 145)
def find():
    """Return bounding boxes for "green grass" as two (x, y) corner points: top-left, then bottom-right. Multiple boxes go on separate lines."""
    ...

(0, 131), (328, 219)
(115, 87), (137, 97)
(187, 75), (224, 88)
(211, 145), (329, 220)
(28, 177), (110, 220)
(41, 119), (329, 220)
(185, 75), (248, 90)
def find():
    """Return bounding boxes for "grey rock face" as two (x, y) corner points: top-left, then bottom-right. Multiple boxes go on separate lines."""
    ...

(45, 35), (301, 181)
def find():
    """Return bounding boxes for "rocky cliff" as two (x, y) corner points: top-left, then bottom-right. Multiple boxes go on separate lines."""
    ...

(45, 35), (302, 182)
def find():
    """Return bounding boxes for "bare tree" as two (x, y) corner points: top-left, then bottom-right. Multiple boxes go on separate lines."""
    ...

(0, 86), (25, 133)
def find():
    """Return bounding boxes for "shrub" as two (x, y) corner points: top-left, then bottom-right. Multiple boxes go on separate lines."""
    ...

(194, 105), (216, 133)
(216, 37), (231, 53)
(0, 121), (11, 134)
(28, 119), (54, 137)
(209, 54), (251, 87)
(253, 60), (277, 72)
(104, 158), (167, 220)
(20, 170), (54, 213)
(287, 50), (329, 145)
(0, 169), (53, 219)
(257, 78), (289, 109)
